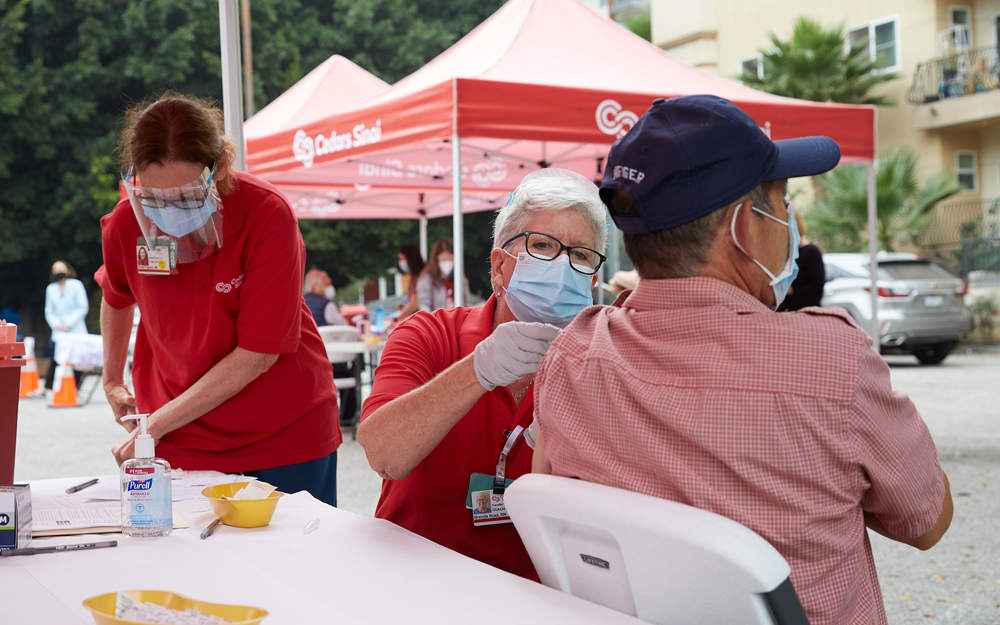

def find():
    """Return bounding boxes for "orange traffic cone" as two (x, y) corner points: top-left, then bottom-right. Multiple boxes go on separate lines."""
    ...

(18, 336), (40, 398)
(50, 361), (79, 408)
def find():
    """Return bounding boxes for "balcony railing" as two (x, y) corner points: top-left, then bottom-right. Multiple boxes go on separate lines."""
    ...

(907, 45), (1000, 105)
(914, 198), (1000, 248)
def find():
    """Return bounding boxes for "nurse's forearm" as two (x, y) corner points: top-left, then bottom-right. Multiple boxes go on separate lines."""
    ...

(146, 347), (279, 440)
(357, 354), (486, 481)
(101, 300), (134, 388)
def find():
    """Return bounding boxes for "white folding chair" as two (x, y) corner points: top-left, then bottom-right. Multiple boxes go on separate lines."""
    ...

(505, 474), (809, 625)
(317, 325), (363, 436)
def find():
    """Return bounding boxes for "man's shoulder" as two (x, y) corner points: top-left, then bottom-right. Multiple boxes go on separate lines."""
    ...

(794, 304), (861, 327)
(551, 301), (871, 402)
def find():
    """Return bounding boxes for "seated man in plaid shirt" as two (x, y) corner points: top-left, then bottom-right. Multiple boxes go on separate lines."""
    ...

(532, 95), (952, 625)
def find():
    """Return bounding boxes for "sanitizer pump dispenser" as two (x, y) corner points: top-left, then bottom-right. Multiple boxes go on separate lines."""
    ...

(119, 414), (172, 537)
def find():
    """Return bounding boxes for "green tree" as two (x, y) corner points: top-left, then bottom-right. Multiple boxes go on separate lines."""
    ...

(251, 0), (504, 108)
(971, 294), (999, 344)
(621, 13), (650, 42)
(807, 149), (962, 252)
(740, 17), (899, 105)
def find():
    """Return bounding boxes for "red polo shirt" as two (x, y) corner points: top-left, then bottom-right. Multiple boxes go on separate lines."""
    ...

(97, 171), (340, 473)
(361, 297), (538, 580)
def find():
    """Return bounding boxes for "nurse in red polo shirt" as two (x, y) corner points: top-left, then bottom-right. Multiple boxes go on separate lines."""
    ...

(357, 169), (607, 578)
(97, 94), (340, 505)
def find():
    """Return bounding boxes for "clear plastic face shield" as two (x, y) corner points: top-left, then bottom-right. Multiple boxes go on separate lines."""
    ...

(121, 162), (225, 267)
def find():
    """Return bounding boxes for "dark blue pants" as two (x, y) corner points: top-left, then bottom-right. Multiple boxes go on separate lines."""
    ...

(244, 451), (337, 507)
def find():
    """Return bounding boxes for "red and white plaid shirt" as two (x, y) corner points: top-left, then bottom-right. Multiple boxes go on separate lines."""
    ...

(536, 277), (945, 625)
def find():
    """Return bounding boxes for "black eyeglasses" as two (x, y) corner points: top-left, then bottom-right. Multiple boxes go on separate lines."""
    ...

(501, 231), (606, 275)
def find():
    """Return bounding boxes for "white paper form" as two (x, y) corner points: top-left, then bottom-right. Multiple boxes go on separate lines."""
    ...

(32, 495), (120, 533)
(80, 475), (254, 503)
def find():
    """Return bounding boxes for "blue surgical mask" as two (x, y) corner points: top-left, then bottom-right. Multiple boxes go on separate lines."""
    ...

(143, 196), (218, 238)
(731, 202), (800, 310)
(502, 251), (594, 328)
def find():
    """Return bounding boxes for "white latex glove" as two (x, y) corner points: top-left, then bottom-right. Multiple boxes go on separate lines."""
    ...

(524, 419), (539, 450)
(473, 322), (561, 391)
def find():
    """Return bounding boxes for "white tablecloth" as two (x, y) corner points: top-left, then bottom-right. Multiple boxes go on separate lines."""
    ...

(1, 476), (640, 625)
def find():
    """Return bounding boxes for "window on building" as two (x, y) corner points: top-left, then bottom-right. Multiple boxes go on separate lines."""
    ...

(846, 16), (901, 72)
(950, 6), (973, 46)
(950, 6), (971, 27)
(739, 54), (763, 81)
(956, 150), (978, 192)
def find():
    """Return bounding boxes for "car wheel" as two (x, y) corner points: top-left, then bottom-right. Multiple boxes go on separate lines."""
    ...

(913, 342), (956, 365)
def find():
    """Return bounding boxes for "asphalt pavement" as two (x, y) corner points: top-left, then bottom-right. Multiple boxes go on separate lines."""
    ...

(11, 347), (1000, 623)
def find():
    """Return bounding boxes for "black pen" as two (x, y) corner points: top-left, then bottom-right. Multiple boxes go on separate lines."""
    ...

(65, 478), (99, 494)
(1, 540), (118, 557)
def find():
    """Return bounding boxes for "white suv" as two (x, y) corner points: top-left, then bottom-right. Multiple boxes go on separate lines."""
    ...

(822, 253), (973, 365)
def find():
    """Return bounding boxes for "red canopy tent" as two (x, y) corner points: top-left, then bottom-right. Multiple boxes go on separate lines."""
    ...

(244, 53), (507, 257)
(244, 0), (877, 308)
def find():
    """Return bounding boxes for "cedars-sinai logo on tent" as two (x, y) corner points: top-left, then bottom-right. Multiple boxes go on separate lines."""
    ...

(596, 99), (638, 138)
(292, 120), (383, 168)
(471, 158), (507, 188)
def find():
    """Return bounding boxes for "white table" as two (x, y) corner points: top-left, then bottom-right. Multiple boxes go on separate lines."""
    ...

(323, 339), (386, 356)
(1, 476), (641, 624)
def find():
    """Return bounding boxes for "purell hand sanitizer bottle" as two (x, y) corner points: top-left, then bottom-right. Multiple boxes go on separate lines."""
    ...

(120, 414), (172, 537)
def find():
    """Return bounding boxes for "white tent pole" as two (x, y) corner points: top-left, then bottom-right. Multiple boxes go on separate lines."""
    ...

(452, 79), (464, 307)
(867, 162), (878, 347)
(452, 135), (464, 307)
(219, 0), (246, 171)
(867, 108), (879, 348)
(419, 216), (429, 261)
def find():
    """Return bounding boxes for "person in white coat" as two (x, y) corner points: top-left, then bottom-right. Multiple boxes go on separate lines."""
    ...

(43, 260), (89, 390)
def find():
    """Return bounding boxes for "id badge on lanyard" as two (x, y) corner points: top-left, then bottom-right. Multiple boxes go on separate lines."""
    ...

(137, 237), (177, 275)
(466, 425), (523, 526)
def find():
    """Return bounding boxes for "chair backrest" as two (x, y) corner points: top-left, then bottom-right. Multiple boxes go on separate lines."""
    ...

(317, 325), (361, 365)
(505, 474), (809, 625)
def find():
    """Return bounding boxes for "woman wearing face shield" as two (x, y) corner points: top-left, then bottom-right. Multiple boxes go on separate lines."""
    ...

(356, 169), (607, 579)
(95, 94), (340, 506)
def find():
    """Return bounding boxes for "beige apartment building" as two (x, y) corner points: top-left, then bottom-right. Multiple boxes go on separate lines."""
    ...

(650, 0), (1000, 260)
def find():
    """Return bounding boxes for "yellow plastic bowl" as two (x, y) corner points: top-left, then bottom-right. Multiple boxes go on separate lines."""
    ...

(83, 589), (268, 625)
(201, 483), (284, 528)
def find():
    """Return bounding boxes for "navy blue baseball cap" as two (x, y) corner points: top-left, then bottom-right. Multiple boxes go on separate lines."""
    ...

(600, 95), (841, 234)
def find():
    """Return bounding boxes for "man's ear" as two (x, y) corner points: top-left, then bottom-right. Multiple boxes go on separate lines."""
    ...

(729, 198), (756, 257)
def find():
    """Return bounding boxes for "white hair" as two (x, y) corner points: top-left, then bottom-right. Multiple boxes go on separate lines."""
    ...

(492, 169), (607, 253)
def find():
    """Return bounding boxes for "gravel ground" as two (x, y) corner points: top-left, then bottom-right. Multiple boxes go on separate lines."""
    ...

(874, 349), (1000, 624)
(12, 348), (1000, 623)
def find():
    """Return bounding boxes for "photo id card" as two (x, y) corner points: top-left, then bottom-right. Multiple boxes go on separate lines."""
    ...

(467, 473), (513, 526)
(137, 237), (176, 275)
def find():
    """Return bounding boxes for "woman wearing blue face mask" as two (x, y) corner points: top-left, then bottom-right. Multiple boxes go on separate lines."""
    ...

(357, 168), (606, 580)
(95, 93), (341, 506)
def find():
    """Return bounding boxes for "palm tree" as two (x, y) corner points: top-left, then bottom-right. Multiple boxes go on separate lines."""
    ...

(740, 17), (899, 105)
(806, 149), (962, 252)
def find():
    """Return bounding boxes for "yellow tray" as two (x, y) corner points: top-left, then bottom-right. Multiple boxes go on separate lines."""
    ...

(84, 589), (268, 625)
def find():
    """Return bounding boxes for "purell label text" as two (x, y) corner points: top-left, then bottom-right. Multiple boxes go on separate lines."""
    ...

(127, 479), (153, 491)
